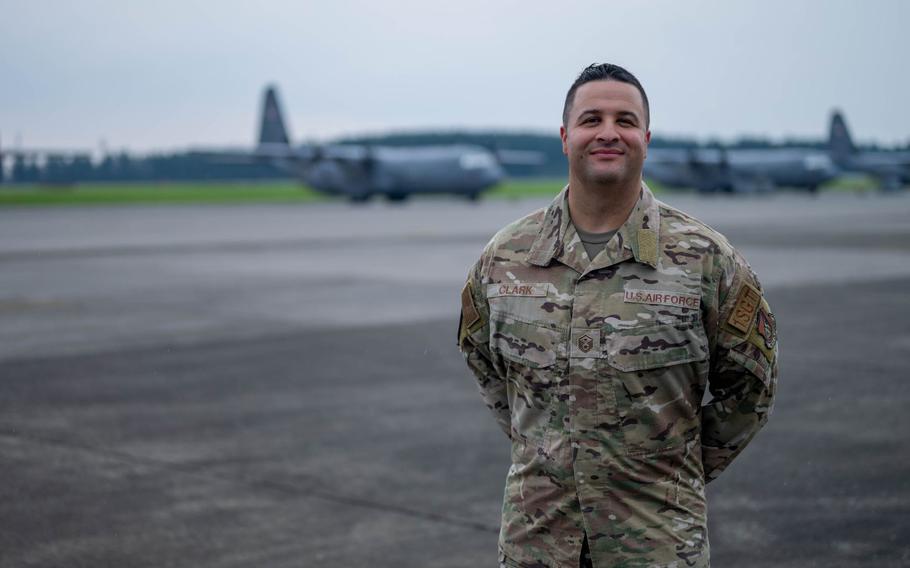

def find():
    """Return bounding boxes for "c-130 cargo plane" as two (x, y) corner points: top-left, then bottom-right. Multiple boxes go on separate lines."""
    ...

(643, 144), (840, 194)
(829, 110), (910, 191)
(204, 86), (541, 201)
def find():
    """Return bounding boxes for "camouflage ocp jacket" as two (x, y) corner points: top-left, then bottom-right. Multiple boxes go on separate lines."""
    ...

(458, 184), (777, 568)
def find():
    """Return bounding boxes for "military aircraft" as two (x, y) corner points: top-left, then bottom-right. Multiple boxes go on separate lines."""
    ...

(828, 110), (910, 191)
(201, 86), (542, 201)
(643, 144), (839, 194)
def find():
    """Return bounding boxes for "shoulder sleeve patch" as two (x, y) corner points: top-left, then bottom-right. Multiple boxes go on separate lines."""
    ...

(727, 282), (761, 335)
(461, 281), (480, 330)
(458, 280), (484, 347)
(746, 301), (777, 363)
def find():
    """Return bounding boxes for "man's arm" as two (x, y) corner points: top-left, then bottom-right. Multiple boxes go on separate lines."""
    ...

(457, 257), (511, 439)
(701, 251), (779, 482)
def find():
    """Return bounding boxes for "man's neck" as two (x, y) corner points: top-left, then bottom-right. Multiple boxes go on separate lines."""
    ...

(566, 177), (642, 234)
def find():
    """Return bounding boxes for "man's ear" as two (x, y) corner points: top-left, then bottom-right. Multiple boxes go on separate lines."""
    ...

(560, 125), (568, 155)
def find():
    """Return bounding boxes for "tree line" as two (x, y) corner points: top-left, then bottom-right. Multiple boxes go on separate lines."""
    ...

(2, 131), (904, 185)
(2, 152), (287, 184)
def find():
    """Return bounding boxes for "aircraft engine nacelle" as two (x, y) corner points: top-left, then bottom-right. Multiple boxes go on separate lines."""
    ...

(306, 161), (369, 197)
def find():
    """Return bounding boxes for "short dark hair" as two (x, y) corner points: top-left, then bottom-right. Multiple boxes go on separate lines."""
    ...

(562, 63), (650, 129)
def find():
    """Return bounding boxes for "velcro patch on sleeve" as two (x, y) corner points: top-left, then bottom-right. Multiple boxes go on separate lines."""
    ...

(460, 281), (480, 331)
(458, 280), (486, 348)
(637, 229), (658, 266)
(727, 282), (761, 335)
(746, 300), (777, 362)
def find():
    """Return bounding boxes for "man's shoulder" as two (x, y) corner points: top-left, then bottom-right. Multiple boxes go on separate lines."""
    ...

(656, 199), (737, 260)
(484, 206), (548, 256)
(468, 207), (548, 285)
(656, 199), (763, 295)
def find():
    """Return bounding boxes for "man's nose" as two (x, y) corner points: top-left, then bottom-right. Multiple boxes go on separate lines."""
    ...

(595, 121), (620, 142)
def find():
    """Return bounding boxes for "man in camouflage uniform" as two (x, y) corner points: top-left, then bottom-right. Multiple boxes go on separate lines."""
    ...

(457, 64), (777, 567)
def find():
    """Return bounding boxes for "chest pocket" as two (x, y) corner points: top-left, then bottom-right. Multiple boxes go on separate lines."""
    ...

(603, 317), (709, 456)
(606, 319), (708, 371)
(489, 317), (566, 368)
(487, 283), (568, 369)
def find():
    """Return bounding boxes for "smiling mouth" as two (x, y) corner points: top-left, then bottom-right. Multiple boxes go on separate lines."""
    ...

(590, 148), (624, 156)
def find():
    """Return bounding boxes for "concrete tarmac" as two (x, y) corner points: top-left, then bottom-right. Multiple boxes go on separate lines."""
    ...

(1, 191), (909, 567)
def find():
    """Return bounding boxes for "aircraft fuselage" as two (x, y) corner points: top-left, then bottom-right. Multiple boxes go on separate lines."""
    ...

(295, 144), (505, 199)
(645, 147), (838, 193)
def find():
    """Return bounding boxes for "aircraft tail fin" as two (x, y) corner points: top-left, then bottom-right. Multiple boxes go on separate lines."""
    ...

(258, 86), (290, 146)
(828, 109), (855, 165)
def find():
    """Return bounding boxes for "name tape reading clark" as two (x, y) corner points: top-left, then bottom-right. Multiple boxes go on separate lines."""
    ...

(487, 283), (550, 298)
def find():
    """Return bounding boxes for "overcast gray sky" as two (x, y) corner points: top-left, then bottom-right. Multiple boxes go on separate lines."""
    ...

(1, 0), (908, 153)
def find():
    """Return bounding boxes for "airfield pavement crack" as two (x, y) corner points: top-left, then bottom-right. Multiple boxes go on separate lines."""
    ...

(0, 426), (499, 535)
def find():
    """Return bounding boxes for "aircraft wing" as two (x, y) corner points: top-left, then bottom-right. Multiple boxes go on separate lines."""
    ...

(187, 144), (319, 164)
(647, 147), (728, 165)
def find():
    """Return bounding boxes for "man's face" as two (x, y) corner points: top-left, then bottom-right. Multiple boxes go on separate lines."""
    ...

(560, 80), (651, 188)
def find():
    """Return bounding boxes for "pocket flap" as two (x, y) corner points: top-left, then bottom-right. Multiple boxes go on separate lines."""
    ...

(490, 316), (565, 369)
(486, 283), (570, 329)
(606, 323), (708, 372)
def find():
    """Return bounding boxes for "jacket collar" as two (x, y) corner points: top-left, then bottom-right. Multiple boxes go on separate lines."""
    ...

(527, 181), (661, 273)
